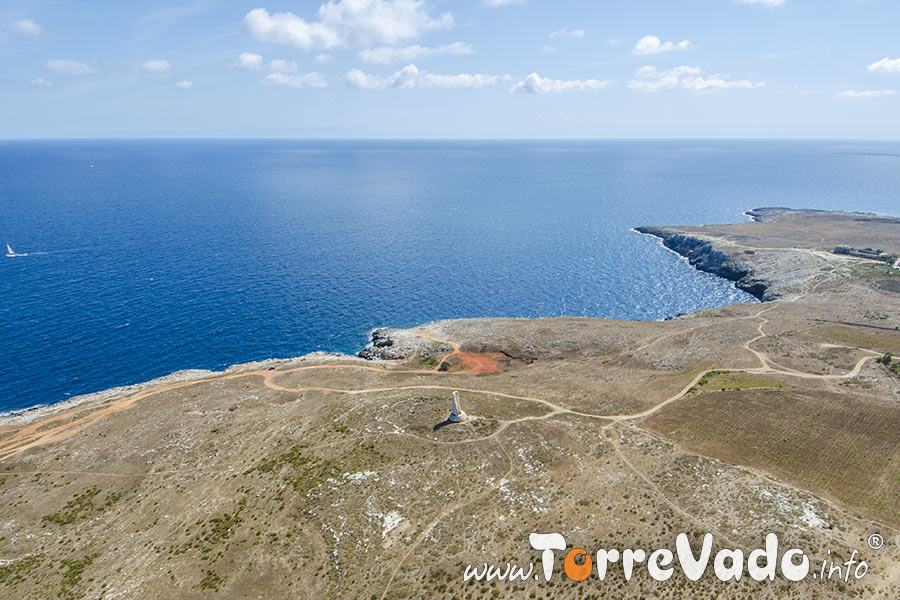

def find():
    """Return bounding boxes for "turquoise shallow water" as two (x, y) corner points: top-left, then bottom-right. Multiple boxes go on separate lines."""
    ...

(2, 140), (900, 412)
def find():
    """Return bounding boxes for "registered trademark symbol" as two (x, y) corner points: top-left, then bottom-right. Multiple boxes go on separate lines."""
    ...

(868, 533), (884, 550)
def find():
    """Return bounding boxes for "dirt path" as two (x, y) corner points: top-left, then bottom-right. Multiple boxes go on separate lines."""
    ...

(414, 331), (503, 374)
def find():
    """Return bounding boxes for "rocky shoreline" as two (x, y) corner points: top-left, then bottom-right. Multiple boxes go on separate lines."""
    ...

(634, 225), (771, 301)
(358, 327), (452, 361)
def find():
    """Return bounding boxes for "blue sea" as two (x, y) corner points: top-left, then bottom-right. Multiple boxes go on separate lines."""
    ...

(2, 140), (900, 412)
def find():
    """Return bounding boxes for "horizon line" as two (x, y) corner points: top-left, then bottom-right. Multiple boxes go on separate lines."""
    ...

(2, 137), (899, 142)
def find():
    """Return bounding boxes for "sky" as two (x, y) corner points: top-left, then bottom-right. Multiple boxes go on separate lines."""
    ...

(1, 0), (899, 139)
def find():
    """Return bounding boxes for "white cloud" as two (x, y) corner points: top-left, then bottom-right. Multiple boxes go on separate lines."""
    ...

(868, 57), (900, 74)
(738, 0), (785, 6)
(345, 68), (385, 89)
(263, 71), (328, 88)
(681, 73), (763, 92)
(549, 28), (584, 39)
(628, 65), (764, 93)
(268, 59), (299, 73)
(231, 53), (301, 73)
(835, 89), (895, 99)
(510, 73), (611, 94)
(175, 80), (193, 89)
(484, 0), (525, 5)
(10, 19), (42, 36)
(46, 60), (96, 76)
(142, 59), (172, 74)
(628, 65), (698, 92)
(232, 52), (264, 70)
(242, 1), (453, 50)
(346, 63), (500, 89)
(243, 8), (341, 50)
(314, 53), (334, 64)
(425, 71), (501, 88)
(632, 35), (693, 56)
(29, 77), (54, 87)
(358, 41), (473, 64)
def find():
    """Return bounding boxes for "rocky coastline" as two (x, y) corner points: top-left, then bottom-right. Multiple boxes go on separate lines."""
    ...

(634, 225), (772, 301)
(634, 206), (900, 302)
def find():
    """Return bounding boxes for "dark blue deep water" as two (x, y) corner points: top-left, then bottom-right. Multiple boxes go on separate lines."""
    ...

(2, 140), (900, 412)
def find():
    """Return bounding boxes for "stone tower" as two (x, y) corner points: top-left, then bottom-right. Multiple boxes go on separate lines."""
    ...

(449, 391), (467, 423)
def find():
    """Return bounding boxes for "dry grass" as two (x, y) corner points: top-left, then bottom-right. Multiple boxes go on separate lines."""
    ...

(815, 325), (900, 355)
(644, 389), (900, 528)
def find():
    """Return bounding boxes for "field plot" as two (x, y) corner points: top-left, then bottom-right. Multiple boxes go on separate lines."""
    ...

(644, 388), (900, 528)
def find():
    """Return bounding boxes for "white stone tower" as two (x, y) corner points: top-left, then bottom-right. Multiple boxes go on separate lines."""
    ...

(449, 391), (467, 423)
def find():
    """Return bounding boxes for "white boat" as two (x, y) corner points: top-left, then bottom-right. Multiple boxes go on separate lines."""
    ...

(6, 244), (18, 258)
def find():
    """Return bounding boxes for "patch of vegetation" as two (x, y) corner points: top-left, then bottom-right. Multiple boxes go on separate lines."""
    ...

(876, 352), (900, 376)
(419, 355), (437, 368)
(256, 444), (339, 496)
(203, 500), (246, 547)
(254, 442), (390, 504)
(59, 554), (98, 599)
(42, 486), (119, 525)
(284, 458), (339, 495)
(0, 554), (45, 588)
(256, 443), (310, 474)
(176, 498), (247, 562)
(849, 262), (897, 280)
(689, 370), (790, 394)
(199, 568), (224, 591)
(103, 491), (122, 508)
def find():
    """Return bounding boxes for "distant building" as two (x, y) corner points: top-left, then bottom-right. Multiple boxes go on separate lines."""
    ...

(834, 246), (888, 261)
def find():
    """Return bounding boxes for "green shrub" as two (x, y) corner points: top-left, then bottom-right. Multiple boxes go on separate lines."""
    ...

(199, 569), (224, 591)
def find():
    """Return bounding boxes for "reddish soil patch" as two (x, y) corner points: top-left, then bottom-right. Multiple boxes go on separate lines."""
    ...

(457, 352), (503, 374)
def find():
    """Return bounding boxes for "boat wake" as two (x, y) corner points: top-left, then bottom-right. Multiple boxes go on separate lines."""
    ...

(5, 244), (27, 258)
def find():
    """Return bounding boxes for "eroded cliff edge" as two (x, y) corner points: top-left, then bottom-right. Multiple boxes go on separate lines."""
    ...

(633, 226), (770, 300)
(636, 207), (900, 302)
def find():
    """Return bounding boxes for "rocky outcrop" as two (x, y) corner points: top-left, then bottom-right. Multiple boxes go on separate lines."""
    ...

(358, 327), (452, 361)
(635, 226), (773, 301)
